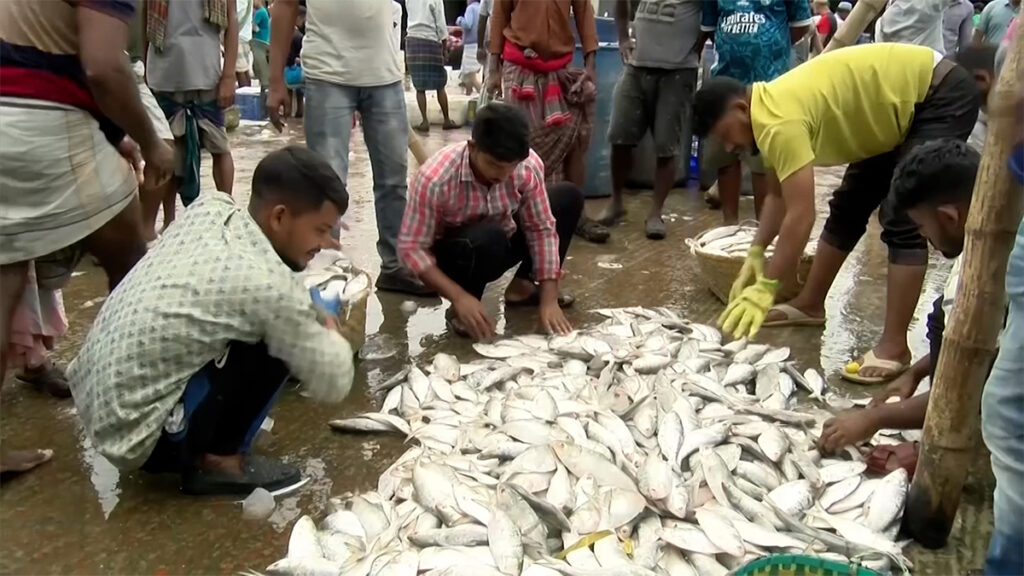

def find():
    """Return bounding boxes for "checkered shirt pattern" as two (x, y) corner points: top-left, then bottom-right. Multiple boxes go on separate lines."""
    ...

(398, 142), (561, 281)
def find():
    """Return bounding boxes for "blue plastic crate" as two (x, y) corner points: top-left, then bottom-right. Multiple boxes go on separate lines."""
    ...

(236, 87), (264, 121)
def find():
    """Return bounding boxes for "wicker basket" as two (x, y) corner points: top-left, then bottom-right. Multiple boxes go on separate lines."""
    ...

(688, 226), (814, 304)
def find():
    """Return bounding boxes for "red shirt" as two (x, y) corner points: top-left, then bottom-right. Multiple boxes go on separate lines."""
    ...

(399, 142), (561, 282)
(816, 11), (835, 37)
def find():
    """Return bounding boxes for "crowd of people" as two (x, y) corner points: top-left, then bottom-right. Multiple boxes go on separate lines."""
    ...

(0, 0), (1021, 572)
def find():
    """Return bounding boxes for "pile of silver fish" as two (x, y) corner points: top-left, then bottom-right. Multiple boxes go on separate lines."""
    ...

(265, 307), (912, 576)
(689, 225), (818, 259)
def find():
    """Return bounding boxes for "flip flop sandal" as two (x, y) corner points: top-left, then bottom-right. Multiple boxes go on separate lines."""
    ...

(645, 217), (667, 240)
(575, 218), (610, 244)
(181, 455), (302, 496)
(760, 303), (827, 328)
(839, 349), (909, 385)
(596, 209), (627, 227)
(505, 291), (575, 308)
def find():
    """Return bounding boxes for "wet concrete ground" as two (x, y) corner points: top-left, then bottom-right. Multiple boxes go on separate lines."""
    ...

(0, 121), (993, 574)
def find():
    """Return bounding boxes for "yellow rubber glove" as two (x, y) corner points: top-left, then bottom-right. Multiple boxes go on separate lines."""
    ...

(728, 245), (765, 302)
(718, 276), (780, 339)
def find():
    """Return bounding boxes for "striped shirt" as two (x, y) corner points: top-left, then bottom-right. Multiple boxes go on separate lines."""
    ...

(399, 142), (561, 281)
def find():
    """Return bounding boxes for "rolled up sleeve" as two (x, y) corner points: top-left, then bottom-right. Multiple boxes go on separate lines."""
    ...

(259, 281), (354, 404)
(399, 170), (441, 275)
(517, 153), (560, 282)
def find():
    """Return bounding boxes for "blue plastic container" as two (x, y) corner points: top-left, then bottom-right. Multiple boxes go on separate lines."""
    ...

(236, 87), (264, 121)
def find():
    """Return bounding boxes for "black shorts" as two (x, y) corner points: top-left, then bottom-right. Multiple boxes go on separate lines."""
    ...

(821, 61), (981, 265)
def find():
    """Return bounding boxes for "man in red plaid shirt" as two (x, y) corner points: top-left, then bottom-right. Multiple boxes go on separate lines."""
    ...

(398, 103), (583, 340)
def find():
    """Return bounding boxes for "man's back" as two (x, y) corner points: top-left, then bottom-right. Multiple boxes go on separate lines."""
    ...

(704, 0), (812, 83)
(751, 43), (937, 180)
(303, 0), (403, 87)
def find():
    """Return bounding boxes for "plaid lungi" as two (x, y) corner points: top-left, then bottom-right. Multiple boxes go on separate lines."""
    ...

(406, 36), (448, 91)
(501, 63), (594, 185)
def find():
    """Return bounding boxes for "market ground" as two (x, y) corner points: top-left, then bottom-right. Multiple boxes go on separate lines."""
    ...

(0, 120), (994, 574)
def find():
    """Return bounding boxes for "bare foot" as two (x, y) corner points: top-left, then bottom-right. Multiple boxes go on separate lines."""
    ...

(442, 119), (460, 130)
(0, 449), (53, 474)
(199, 453), (244, 475)
(854, 346), (912, 380)
(413, 121), (430, 133)
(596, 203), (626, 227)
(504, 277), (537, 303)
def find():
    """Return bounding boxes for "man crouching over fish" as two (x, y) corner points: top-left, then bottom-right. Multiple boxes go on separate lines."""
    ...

(68, 146), (361, 495)
(818, 140), (979, 455)
(398, 102), (581, 340)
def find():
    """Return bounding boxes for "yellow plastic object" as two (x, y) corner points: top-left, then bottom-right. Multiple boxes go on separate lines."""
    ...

(845, 361), (861, 374)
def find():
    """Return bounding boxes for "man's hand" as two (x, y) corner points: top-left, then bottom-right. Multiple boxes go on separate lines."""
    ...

(140, 137), (175, 189)
(484, 66), (502, 100)
(569, 67), (595, 99)
(617, 37), (634, 64)
(817, 410), (880, 455)
(540, 301), (572, 335)
(729, 245), (765, 302)
(453, 293), (495, 341)
(718, 276), (779, 339)
(337, 293), (368, 353)
(217, 75), (236, 109)
(869, 371), (919, 408)
(117, 137), (144, 186)
(268, 80), (290, 131)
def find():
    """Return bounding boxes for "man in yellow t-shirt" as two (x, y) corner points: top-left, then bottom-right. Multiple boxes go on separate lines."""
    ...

(692, 43), (980, 383)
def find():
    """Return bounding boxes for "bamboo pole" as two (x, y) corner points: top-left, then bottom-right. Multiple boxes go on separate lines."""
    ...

(903, 31), (1024, 548)
(822, 0), (886, 53)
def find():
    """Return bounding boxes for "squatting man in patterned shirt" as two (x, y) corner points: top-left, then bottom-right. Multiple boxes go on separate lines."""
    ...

(68, 147), (363, 496)
(398, 103), (582, 341)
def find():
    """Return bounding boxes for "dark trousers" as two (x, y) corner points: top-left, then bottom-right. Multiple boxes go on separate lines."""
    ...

(434, 182), (584, 299)
(821, 62), (980, 265)
(142, 341), (289, 473)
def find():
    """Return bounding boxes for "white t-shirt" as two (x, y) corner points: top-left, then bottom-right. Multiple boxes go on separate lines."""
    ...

(237, 0), (253, 43)
(302, 0), (404, 87)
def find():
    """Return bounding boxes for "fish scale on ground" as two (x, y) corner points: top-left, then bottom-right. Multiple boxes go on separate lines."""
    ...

(263, 308), (914, 575)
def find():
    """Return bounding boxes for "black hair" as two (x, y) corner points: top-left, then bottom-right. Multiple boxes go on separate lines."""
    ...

(251, 145), (348, 215)
(472, 102), (530, 162)
(891, 140), (979, 212)
(693, 76), (748, 138)
(956, 44), (997, 75)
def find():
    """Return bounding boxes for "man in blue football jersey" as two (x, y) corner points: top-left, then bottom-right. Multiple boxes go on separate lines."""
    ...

(699, 0), (812, 224)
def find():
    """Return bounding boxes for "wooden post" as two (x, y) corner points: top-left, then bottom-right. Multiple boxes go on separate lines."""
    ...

(822, 0), (886, 53)
(903, 32), (1024, 548)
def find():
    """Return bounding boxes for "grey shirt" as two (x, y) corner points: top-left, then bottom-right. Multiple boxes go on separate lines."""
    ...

(943, 0), (974, 55)
(146, 0), (223, 93)
(631, 0), (702, 69)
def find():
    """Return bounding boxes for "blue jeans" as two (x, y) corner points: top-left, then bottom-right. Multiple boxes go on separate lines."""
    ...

(982, 217), (1024, 576)
(304, 79), (409, 274)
